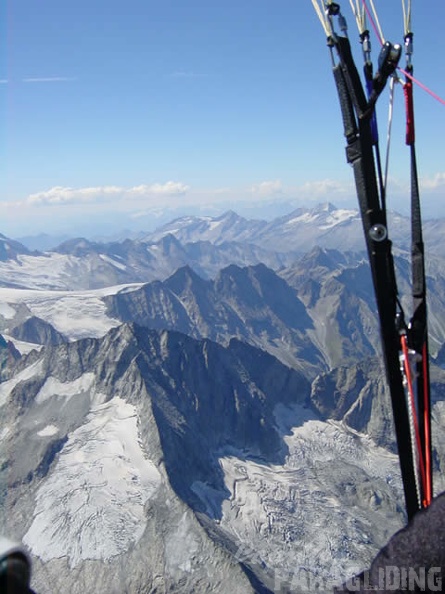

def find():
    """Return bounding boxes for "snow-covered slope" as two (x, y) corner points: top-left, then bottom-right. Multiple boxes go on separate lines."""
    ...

(143, 204), (445, 256)
(0, 324), (413, 593)
(23, 397), (162, 568)
(4, 204), (445, 292)
(215, 405), (403, 591)
(0, 285), (133, 346)
(143, 204), (363, 251)
(0, 233), (295, 291)
(2, 205), (445, 593)
(3, 325), (445, 593)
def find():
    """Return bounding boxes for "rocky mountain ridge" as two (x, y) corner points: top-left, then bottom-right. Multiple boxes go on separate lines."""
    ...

(3, 323), (427, 594)
(4, 204), (445, 292)
(1, 204), (445, 593)
(2, 249), (445, 377)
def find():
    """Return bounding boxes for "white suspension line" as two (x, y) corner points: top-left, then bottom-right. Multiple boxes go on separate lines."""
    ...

(310, 0), (332, 37)
(348, 0), (366, 35)
(367, 0), (385, 44)
(401, 0), (413, 36)
(384, 76), (397, 195)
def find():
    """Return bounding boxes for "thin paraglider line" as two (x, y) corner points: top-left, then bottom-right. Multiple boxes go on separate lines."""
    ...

(357, 0), (445, 107)
(360, 0), (384, 45)
(399, 67), (445, 106)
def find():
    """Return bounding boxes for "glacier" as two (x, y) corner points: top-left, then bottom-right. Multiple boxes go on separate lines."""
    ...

(23, 397), (162, 568)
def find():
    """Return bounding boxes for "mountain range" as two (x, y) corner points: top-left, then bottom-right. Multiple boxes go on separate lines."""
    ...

(1, 203), (445, 593)
(4, 203), (445, 291)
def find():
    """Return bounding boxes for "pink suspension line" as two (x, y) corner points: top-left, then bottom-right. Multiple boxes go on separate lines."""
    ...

(359, 0), (445, 106)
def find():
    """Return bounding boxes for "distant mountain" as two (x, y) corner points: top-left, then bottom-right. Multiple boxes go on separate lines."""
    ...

(0, 232), (296, 291)
(276, 248), (382, 365)
(143, 203), (364, 251)
(143, 210), (268, 245)
(143, 203), (445, 255)
(10, 316), (67, 347)
(104, 263), (322, 376)
(282, 247), (445, 360)
(3, 251), (445, 370)
(14, 233), (71, 252)
(2, 204), (445, 291)
(0, 233), (36, 262)
(2, 200), (445, 594)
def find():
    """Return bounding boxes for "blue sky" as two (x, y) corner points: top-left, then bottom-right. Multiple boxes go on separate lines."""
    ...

(1, 0), (444, 237)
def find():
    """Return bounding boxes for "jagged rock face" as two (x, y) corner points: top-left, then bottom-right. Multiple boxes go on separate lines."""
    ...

(0, 325), (310, 593)
(0, 232), (295, 291)
(436, 342), (445, 369)
(143, 206), (445, 256)
(105, 264), (324, 377)
(281, 251), (381, 369)
(0, 234), (35, 262)
(137, 330), (311, 514)
(0, 333), (21, 380)
(310, 359), (445, 494)
(3, 324), (435, 593)
(2, 210), (445, 593)
(310, 358), (396, 450)
(10, 316), (67, 346)
(2, 241), (445, 368)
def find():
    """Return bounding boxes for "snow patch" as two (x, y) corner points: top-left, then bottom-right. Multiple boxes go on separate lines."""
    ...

(0, 302), (15, 319)
(165, 512), (201, 574)
(208, 404), (403, 584)
(2, 334), (42, 355)
(0, 253), (79, 290)
(208, 220), (223, 231)
(37, 425), (59, 437)
(286, 213), (319, 226)
(318, 209), (358, 230)
(23, 397), (162, 567)
(35, 373), (95, 404)
(29, 295), (117, 340)
(0, 286), (133, 341)
(0, 361), (43, 407)
(0, 426), (11, 442)
(285, 209), (357, 230)
(99, 254), (127, 271)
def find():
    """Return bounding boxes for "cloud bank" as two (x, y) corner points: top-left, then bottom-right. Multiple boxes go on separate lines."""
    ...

(26, 182), (190, 206)
(2, 172), (444, 236)
(22, 76), (77, 83)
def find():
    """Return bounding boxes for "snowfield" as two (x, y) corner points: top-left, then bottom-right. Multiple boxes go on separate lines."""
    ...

(0, 360), (44, 407)
(209, 404), (404, 588)
(0, 253), (86, 290)
(23, 397), (162, 567)
(0, 284), (141, 343)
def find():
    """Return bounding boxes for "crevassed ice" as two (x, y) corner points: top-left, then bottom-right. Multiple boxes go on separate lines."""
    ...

(24, 397), (162, 567)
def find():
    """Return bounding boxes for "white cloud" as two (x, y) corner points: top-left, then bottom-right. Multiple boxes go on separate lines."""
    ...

(299, 179), (354, 198)
(4, 170), (445, 236)
(250, 180), (283, 196)
(25, 182), (190, 206)
(421, 172), (445, 191)
(169, 71), (204, 79)
(22, 76), (77, 83)
(128, 181), (189, 196)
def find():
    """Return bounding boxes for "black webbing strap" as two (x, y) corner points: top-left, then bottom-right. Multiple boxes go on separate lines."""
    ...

(331, 33), (420, 519)
(405, 70), (433, 504)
